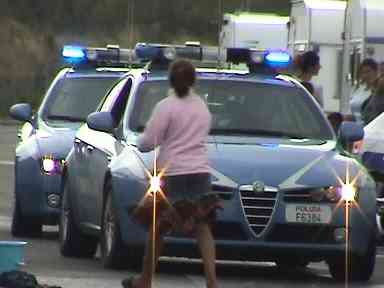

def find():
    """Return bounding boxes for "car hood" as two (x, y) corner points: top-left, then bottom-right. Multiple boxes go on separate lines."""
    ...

(138, 139), (360, 189)
(208, 141), (359, 189)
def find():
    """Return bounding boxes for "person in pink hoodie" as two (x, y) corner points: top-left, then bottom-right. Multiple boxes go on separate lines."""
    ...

(123, 59), (222, 288)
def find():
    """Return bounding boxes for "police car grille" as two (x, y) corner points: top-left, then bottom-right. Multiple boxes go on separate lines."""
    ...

(240, 187), (278, 236)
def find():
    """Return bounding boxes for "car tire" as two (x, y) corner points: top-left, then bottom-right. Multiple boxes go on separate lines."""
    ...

(327, 235), (376, 282)
(59, 179), (98, 258)
(100, 180), (143, 270)
(11, 197), (42, 237)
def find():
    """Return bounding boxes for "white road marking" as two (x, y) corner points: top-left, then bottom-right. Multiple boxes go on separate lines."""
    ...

(0, 215), (11, 229)
(0, 160), (14, 166)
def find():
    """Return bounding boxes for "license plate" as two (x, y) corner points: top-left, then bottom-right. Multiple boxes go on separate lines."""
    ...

(285, 204), (332, 224)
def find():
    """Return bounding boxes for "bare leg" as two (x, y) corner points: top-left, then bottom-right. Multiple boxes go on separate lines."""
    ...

(135, 223), (163, 288)
(196, 223), (218, 288)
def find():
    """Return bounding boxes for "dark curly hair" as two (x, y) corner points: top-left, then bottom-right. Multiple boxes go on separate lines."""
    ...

(359, 58), (378, 73)
(169, 59), (196, 98)
(294, 50), (320, 74)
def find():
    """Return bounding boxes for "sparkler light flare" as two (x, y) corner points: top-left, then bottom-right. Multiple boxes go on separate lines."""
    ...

(149, 175), (162, 194)
(340, 184), (356, 202)
(327, 161), (366, 286)
(136, 148), (172, 288)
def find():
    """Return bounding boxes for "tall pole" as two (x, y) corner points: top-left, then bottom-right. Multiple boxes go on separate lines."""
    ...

(128, 0), (135, 47)
(243, 0), (250, 11)
(340, 0), (352, 114)
(218, 0), (224, 68)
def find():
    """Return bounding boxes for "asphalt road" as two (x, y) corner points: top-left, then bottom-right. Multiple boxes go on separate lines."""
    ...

(1, 123), (384, 288)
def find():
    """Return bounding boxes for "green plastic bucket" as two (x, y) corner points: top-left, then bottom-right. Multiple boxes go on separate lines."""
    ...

(0, 241), (27, 272)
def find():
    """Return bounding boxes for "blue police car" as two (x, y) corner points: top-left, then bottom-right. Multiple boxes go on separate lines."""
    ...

(60, 43), (376, 281)
(9, 45), (130, 237)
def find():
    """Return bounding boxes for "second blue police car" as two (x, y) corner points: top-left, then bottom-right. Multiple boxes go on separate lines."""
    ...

(9, 45), (131, 237)
(60, 43), (376, 281)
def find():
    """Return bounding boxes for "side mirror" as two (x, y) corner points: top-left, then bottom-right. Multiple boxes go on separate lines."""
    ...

(339, 121), (364, 152)
(9, 103), (32, 122)
(86, 112), (115, 133)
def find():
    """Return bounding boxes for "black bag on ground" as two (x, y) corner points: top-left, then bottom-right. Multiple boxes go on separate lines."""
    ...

(0, 270), (39, 288)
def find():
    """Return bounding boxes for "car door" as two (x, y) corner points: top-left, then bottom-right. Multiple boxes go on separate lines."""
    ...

(76, 78), (133, 229)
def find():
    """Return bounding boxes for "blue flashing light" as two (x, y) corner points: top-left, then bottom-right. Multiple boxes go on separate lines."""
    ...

(62, 46), (86, 60)
(265, 51), (291, 65)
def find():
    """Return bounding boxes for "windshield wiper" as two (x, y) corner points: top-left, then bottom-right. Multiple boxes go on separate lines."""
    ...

(46, 115), (85, 122)
(210, 128), (307, 139)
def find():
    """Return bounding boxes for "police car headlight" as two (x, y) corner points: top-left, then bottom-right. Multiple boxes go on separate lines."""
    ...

(339, 184), (357, 202)
(41, 156), (65, 175)
(323, 186), (340, 202)
(310, 187), (339, 202)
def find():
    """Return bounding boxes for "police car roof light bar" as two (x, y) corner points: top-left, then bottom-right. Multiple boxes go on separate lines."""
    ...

(134, 42), (205, 63)
(62, 43), (292, 73)
(226, 48), (291, 67)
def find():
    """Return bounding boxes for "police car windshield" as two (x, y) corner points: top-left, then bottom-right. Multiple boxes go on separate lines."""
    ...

(44, 77), (119, 122)
(130, 79), (333, 140)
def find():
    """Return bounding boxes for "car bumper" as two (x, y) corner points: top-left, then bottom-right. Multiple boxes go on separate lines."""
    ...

(15, 157), (62, 224)
(118, 200), (374, 261)
(162, 237), (348, 261)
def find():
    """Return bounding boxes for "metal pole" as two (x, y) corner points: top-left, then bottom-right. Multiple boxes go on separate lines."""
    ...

(128, 0), (135, 47)
(340, 0), (352, 114)
(218, 0), (223, 68)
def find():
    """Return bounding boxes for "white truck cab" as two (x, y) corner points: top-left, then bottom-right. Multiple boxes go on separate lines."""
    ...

(220, 13), (290, 50)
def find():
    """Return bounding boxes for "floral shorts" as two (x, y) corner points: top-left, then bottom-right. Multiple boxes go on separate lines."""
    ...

(129, 173), (224, 236)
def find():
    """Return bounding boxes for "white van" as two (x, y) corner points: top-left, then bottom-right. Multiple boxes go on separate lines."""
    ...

(220, 12), (289, 50)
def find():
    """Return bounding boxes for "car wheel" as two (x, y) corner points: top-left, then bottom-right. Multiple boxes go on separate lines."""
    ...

(11, 197), (42, 237)
(59, 179), (98, 258)
(328, 235), (376, 282)
(100, 180), (143, 269)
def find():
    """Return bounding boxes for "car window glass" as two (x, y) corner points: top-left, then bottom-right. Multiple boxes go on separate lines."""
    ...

(129, 79), (333, 140)
(100, 78), (130, 112)
(44, 77), (119, 122)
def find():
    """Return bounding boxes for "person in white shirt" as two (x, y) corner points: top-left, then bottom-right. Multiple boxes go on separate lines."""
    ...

(293, 50), (323, 107)
(349, 59), (378, 123)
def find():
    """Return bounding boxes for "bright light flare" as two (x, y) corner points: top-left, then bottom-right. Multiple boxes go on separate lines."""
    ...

(326, 162), (368, 286)
(137, 148), (172, 286)
(149, 175), (162, 194)
(340, 184), (356, 202)
(42, 158), (55, 173)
